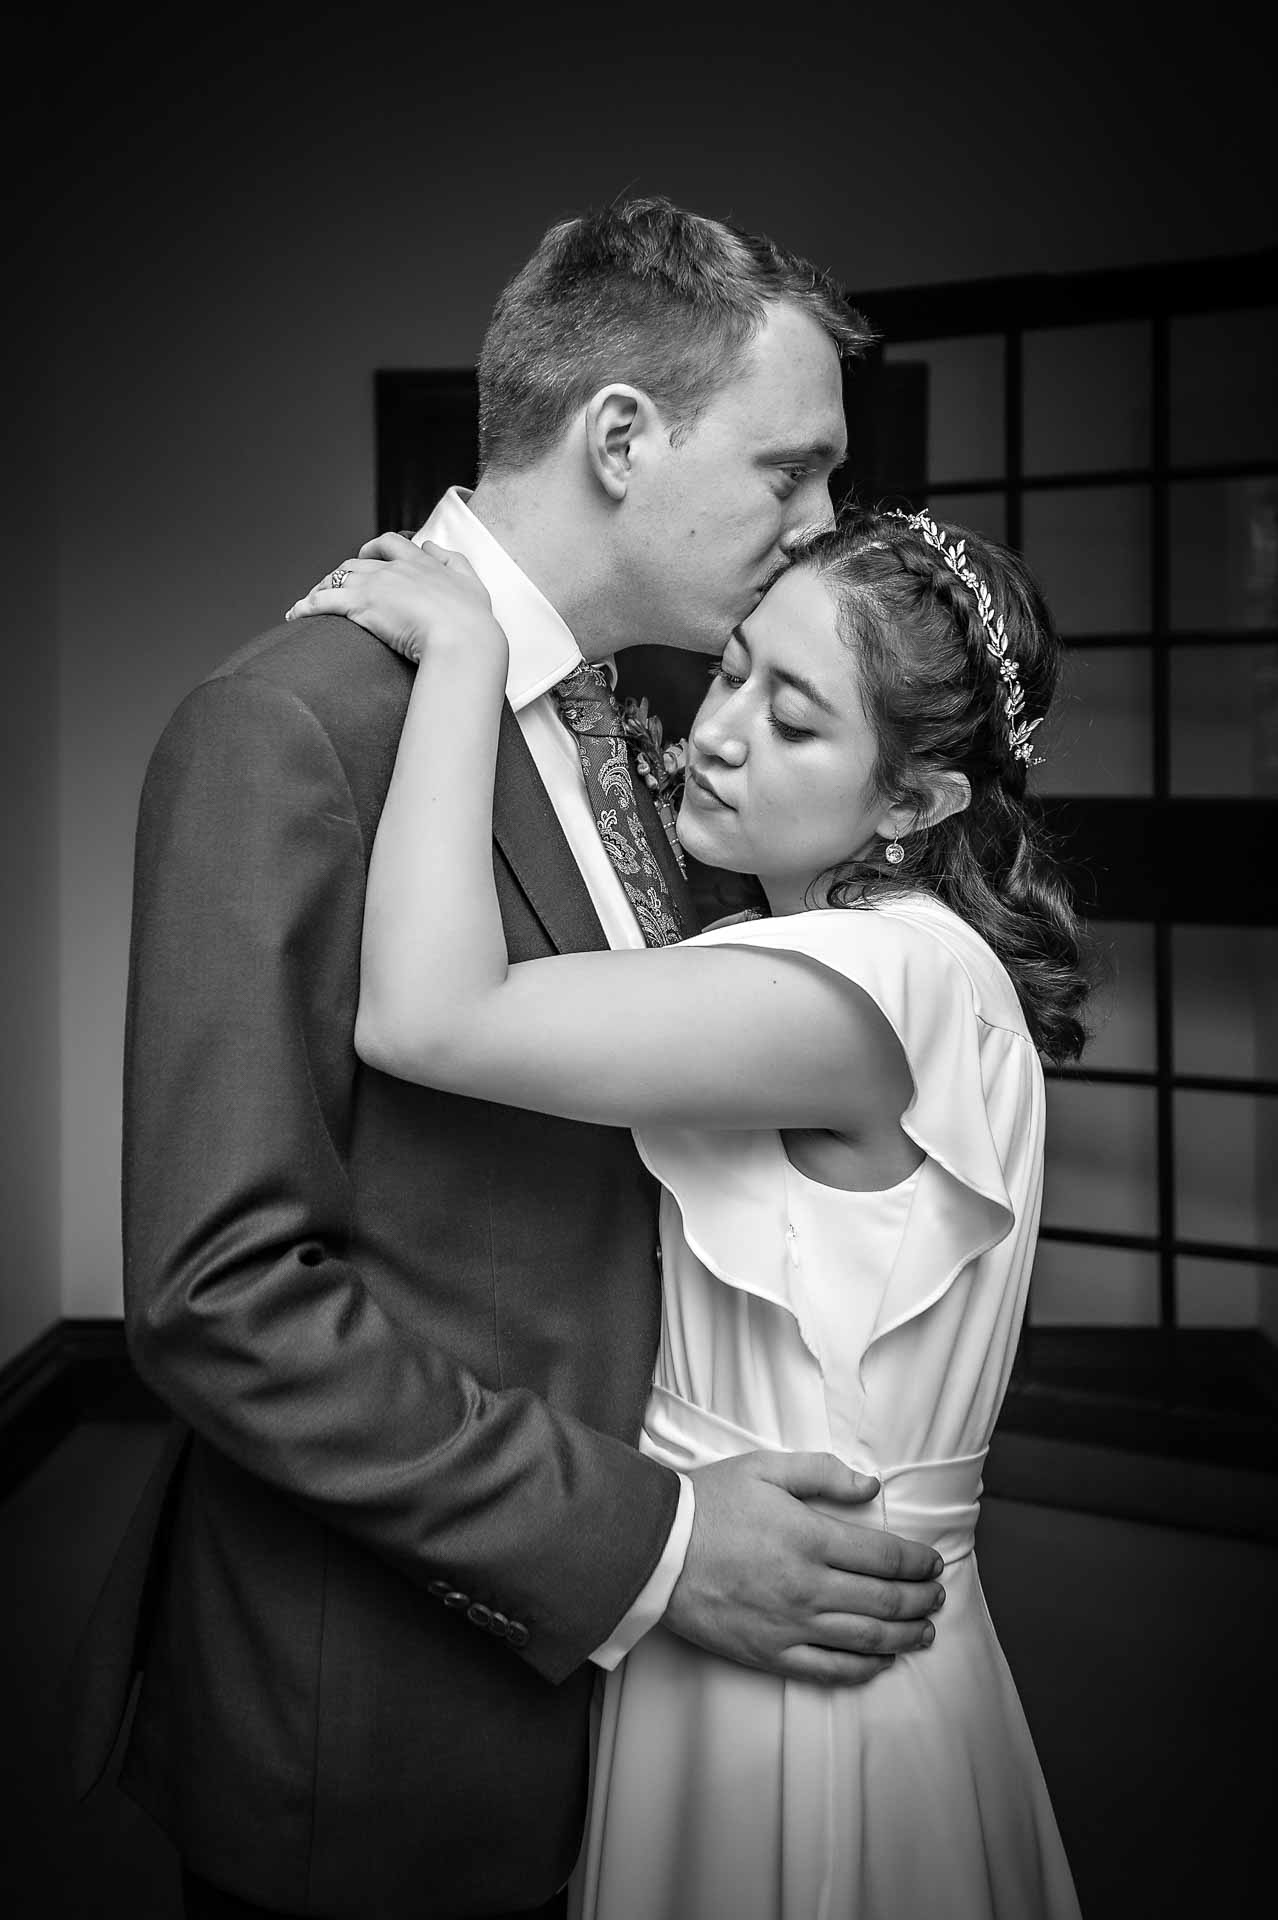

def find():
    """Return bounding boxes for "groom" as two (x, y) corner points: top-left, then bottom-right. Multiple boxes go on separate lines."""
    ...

(70, 198), (945, 1920)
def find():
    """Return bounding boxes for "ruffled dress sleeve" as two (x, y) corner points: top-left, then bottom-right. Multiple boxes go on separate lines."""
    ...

(631, 896), (1046, 1394)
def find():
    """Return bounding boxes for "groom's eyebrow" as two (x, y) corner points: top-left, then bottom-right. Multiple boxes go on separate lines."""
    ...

(768, 436), (848, 469)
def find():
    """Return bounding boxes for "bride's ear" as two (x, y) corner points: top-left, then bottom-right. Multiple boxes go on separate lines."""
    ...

(878, 771), (971, 845)
(918, 770), (970, 831)
(583, 385), (658, 502)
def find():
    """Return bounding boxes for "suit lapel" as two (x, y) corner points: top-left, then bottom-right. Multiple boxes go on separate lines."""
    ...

(493, 701), (609, 956)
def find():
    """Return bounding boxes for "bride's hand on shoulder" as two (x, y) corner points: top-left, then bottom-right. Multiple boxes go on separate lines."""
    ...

(285, 533), (503, 666)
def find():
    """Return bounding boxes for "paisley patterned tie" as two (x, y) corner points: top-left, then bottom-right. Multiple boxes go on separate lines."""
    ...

(551, 661), (688, 948)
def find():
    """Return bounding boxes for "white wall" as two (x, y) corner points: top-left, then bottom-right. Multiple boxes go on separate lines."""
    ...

(1, 260), (61, 1364)
(16, 3), (1275, 1346)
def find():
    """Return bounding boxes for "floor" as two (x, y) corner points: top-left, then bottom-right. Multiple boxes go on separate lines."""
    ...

(1, 1416), (1274, 1918)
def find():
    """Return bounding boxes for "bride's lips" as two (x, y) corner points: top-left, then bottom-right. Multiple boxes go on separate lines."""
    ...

(686, 766), (733, 810)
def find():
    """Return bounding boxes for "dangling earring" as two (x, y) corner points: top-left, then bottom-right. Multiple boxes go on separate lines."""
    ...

(884, 835), (906, 867)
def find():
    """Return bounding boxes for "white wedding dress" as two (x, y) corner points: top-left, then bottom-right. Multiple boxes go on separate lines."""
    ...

(573, 897), (1081, 1920)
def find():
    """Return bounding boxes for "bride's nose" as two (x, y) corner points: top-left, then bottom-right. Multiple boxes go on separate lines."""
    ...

(691, 703), (748, 768)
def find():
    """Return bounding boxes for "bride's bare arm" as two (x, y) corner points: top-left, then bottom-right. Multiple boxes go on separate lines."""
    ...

(288, 536), (909, 1138)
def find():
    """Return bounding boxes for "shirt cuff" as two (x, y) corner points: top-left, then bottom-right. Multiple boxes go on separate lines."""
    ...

(588, 1472), (695, 1671)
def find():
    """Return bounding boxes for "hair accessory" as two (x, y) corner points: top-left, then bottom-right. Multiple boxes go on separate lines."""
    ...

(887, 510), (1044, 766)
(883, 836), (905, 866)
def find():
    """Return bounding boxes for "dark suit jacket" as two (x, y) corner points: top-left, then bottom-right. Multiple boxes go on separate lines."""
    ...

(66, 613), (696, 1917)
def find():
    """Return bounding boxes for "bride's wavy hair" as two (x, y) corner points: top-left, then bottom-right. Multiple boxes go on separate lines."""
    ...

(795, 508), (1094, 1064)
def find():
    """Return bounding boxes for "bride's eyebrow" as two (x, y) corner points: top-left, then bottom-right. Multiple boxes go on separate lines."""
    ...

(769, 665), (838, 717)
(729, 627), (836, 717)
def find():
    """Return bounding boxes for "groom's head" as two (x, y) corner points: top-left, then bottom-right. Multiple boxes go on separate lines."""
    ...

(475, 197), (873, 655)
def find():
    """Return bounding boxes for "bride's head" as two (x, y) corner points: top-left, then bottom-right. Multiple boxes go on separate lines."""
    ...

(677, 506), (1091, 1062)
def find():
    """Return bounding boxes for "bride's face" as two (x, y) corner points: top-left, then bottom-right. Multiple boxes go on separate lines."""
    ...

(677, 566), (899, 915)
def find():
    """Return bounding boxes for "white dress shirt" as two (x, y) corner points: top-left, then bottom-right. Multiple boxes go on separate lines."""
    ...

(414, 488), (694, 1668)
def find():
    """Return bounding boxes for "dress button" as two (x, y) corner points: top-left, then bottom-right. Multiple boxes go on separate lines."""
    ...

(506, 1621), (530, 1648)
(443, 1589), (470, 1610)
(466, 1602), (494, 1629)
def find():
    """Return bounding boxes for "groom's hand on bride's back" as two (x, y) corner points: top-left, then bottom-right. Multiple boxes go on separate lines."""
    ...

(664, 1450), (946, 1685)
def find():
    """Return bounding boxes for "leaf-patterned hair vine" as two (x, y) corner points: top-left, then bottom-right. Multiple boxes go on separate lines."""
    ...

(886, 509), (1045, 767)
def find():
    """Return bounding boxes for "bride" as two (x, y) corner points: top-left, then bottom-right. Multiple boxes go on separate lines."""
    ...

(289, 505), (1088, 1918)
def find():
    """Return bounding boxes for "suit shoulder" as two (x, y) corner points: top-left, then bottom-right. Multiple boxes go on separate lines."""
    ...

(208, 616), (414, 739)
(153, 619), (415, 833)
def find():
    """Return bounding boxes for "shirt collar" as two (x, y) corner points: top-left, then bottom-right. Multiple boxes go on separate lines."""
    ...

(415, 487), (597, 711)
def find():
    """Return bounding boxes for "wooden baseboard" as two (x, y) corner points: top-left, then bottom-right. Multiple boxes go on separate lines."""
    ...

(0, 1317), (165, 1502)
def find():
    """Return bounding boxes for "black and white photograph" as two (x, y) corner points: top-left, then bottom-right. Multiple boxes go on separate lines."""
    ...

(3, 4), (1275, 1916)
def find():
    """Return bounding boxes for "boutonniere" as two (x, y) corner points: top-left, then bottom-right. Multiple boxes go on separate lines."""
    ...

(619, 695), (689, 877)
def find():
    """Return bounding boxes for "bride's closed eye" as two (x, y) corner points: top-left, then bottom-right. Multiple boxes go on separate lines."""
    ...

(709, 659), (813, 743)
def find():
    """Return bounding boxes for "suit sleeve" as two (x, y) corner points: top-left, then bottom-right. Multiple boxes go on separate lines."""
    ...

(123, 671), (678, 1684)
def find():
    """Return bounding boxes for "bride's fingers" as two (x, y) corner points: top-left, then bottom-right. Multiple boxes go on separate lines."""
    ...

(419, 541), (482, 584)
(357, 531), (419, 561)
(284, 557), (372, 621)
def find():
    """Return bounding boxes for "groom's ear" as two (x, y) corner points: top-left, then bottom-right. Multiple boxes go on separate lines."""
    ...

(583, 385), (655, 501)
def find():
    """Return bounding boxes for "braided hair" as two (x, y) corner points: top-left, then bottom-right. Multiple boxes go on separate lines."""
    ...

(794, 507), (1092, 1064)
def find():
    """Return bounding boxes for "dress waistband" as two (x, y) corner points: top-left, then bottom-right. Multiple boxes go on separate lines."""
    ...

(641, 1382), (985, 1566)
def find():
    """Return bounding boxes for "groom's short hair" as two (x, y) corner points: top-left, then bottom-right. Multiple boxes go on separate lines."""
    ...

(476, 195), (873, 474)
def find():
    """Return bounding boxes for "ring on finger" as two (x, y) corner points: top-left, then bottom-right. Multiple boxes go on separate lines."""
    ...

(330, 567), (349, 590)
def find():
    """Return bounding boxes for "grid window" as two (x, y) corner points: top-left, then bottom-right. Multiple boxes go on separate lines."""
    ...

(1170, 643), (1278, 795)
(1169, 477), (1278, 633)
(925, 490), (1007, 546)
(1174, 1091), (1273, 1250)
(1036, 645), (1153, 795)
(1023, 321), (1151, 477)
(1176, 1259), (1269, 1329)
(882, 335), (1004, 484)
(1173, 926), (1278, 1079)
(1021, 486), (1152, 635)
(1043, 1081), (1159, 1238)
(1086, 923), (1157, 1073)
(1029, 1242), (1160, 1326)
(1169, 307), (1278, 468)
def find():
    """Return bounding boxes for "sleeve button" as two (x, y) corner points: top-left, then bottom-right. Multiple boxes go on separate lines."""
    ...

(443, 1589), (470, 1610)
(466, 1602), (494, 1629)
(427, 1579), (452, 1600)
(506, 1621), (530, 1649)
(489, 1610), (510, 1636)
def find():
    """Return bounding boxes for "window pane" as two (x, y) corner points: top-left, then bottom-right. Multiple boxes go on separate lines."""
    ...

(883, 335), (1004, 485)
(1169, 477), (1278, 632)
(1043, 1081), (1158, 1236)
(1170, 307), (1278, 469)
(1036, 645), (1152, 795)
(1176, 1258), (1266, 1329)
(1174, 1091), (1272, 1248)
(925, 490), (1007, 546)
(1170, 643), (1278, 795)
(1022, 485), (1151, 635)
(1085, 921), (1156, 1071)
(1029, 1240), (1159, 1325)
(1174, 926), (1278, 1078)
(1024, 321), (1151, 477)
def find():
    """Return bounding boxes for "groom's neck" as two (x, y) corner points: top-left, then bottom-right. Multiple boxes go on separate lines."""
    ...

(468, 468), (623, 663)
